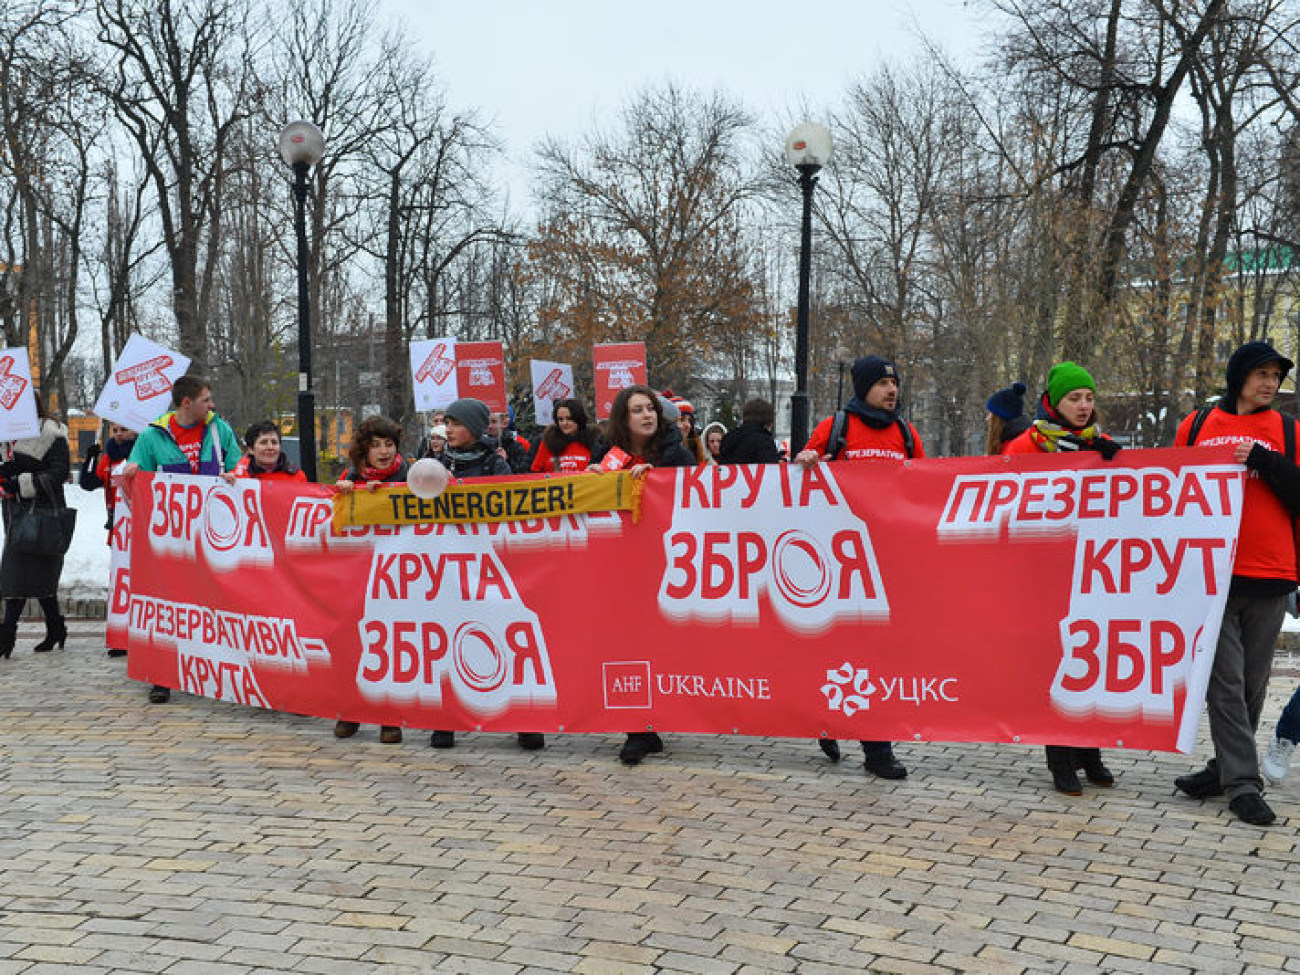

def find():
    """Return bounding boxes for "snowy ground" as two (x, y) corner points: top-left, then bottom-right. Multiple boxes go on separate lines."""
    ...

(0, 483), (113, 602)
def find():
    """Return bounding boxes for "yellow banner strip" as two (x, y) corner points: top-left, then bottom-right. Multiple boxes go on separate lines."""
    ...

(333, 472), (642, 530)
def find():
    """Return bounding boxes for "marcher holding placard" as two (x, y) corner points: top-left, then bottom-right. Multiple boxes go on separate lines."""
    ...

(435, 399), (512, 480)
(428, 398), (545, 752)
(80, 422), (138, 533)
(123, 375), (240, 702)
(233, 421), (307, 482)
(1004, 362), (1122, 796)
(1173, 341), (1300, 826)
(530, 398), (599, 474)
(797, 355), (925, 780)
(334, 415), (408, 744)
(591, 385), (695, 765)
(0, 394), (72, 658)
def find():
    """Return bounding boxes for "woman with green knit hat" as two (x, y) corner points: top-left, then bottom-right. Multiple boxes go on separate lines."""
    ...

(1005, 361), (1121, 795)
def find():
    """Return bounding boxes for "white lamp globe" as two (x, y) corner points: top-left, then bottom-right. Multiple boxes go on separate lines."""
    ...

(784, 123), (833, 168)
(279, 121), (325, 167)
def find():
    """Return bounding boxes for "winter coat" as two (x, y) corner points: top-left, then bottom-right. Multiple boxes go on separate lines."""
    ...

(438, 437), (512, 479)
(718, 421), (780, 465)
(128, 410), (240, 475)
(0, 418), (71, 597)
(498, 430), (533, 474)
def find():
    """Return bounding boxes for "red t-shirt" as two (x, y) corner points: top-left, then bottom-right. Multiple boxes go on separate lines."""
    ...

(169, 416), (205, 473)
(531, 441), (593, 473)
(804, 414), (925, 461)
(1178, 407), (1299, 582)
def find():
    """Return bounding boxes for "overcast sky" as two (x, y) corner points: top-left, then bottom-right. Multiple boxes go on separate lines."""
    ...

(372, 0), (992, 209)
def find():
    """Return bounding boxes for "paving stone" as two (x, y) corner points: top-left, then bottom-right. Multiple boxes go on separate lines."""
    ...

(0, 626), (1298, 973)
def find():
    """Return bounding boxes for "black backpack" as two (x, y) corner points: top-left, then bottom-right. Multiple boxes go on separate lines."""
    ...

(827, 410), (915, 460)
(1184, 405), (1296, 461)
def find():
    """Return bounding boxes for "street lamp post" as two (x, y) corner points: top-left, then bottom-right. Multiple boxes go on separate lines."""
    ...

(278, 120), (325, 482)
(784, 123), (832, 453)
(835, 345), (851, 409)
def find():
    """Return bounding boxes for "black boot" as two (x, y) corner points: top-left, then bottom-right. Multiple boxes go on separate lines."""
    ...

(0, 622), (15, 660)
(618, 732), (664, 765)
(1077, 748), (1114, 787)
(33, 615), (66, 653)
(861, 741), (907, 779)
(1046, 745), (1082, 795)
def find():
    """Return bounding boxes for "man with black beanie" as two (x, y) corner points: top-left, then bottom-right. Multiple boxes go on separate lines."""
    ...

(796, 354), (925, 780)
(1174, 340), (1300, 825)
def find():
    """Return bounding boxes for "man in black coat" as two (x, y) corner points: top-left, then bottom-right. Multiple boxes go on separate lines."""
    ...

(718, 398), (780, 465)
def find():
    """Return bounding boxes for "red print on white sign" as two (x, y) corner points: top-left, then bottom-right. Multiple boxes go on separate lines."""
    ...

(659, 463), (889, 634)
(357, 530), (557, 717)
(115, 354), (175, 399)
(415, 342), (455, 384)
(0, 355), (28, 409)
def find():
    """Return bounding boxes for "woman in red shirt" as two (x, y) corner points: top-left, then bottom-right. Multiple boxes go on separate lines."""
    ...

(530, 398), (599, 473)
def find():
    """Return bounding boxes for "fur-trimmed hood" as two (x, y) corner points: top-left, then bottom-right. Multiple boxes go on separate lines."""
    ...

(8, 417), (68, 462)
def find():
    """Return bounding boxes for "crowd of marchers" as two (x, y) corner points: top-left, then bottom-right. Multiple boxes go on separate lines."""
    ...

(2, 340), (1300, 828)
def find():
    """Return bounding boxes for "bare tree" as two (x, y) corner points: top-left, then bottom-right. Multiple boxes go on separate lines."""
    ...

(531, 83), (761, 392)
(95, 0), (264, 374)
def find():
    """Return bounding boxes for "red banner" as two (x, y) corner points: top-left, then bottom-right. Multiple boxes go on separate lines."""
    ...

(122, 448), (1243, 752)
(592, 342), (647, 419)
(454, 340), (507, 412)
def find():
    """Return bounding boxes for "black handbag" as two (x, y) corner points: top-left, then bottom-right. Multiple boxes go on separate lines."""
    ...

(7, 480), (77, 557)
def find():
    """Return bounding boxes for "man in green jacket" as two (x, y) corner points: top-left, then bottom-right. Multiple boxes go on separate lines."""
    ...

(123, 375), (241, 703)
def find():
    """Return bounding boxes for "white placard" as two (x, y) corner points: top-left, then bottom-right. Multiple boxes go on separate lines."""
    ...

(410, 337), (459, 411)
(0, 347), (40, 441)
(529, 360), (574, 426)
(93, 334), (191, 432)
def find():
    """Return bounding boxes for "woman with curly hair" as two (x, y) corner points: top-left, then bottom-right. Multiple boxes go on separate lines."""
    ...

(333, 415), (408, 744)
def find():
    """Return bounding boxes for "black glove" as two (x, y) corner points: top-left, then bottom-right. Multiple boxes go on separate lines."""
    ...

(79, 445), (104, 491)
(1090, 437), (1122, 460)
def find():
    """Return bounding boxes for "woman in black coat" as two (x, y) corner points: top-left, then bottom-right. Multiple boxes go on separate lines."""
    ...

(0, 395), (72, 657)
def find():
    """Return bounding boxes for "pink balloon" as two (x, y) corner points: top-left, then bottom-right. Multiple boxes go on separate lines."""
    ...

(407, 457), (450, 499)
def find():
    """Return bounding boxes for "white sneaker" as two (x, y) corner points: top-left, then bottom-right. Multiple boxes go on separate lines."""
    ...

(1262, 736), (1296, 784)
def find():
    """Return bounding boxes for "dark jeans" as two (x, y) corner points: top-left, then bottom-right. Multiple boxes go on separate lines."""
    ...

(1277, 683), (1300, 743)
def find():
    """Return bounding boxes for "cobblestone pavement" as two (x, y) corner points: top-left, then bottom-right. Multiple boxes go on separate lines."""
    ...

(0, 624), (1298, 974)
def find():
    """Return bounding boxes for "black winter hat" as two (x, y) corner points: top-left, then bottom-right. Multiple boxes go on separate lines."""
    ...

(851, 356), (900, 400)
(986, 382), (1027, 421)
(1225, 341), (1293, 409)
(444, 397), (491, 440)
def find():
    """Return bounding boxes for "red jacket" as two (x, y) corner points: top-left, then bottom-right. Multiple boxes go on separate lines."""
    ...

(1002, 428), (1044, 455)
(804, 414), (925, 461)
(1178, 407), (1299, 582)
(530, 440), (592, 474)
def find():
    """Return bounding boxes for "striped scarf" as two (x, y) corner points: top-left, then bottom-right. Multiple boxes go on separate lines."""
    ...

(1028, 419), (1098, 453)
